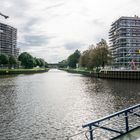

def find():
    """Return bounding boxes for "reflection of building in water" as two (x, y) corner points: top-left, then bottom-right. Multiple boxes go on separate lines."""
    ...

(109, 16), (140, 68)
(0, 22), (19, 57)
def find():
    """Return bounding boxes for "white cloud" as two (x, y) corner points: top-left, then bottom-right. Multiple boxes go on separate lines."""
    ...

(0, 0), (140, 63)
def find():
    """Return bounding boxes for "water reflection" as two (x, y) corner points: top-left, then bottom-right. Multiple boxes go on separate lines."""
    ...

(0, 70), (139, 140)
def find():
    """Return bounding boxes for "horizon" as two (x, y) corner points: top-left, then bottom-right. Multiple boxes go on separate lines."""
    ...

(0, 0), (140, 63)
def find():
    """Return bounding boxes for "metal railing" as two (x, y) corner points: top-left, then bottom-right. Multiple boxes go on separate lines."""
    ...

(82, 104), (140, 140)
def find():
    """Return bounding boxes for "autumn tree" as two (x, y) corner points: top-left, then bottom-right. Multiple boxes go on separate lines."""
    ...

(79, 39), (112, 69)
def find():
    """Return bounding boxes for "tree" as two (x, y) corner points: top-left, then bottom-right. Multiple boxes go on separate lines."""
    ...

(34, 57), (41, 67)
(34, 57), (47, 68)
(79, 50), (90, 67)
(58, 60), (68, 68)
(45, 61), (48, 68)
(79, 45), (95, 69)
(39, 59), (45, 67)
(87, 47), (96, 69)
(0, 54), (9, 66)
(18, 52), (36, 68)
(67, 50), (81, 68)
(79, 39), (112, 70)
(95, 39), (111, 68)
(9, 55), (17, 68)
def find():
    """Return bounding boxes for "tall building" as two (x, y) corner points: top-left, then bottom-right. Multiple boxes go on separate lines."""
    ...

(0, 22), (19, 57)
(109, 16), (140, 68)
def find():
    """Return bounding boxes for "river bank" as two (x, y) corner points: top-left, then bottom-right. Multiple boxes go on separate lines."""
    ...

(0, 68), (49, 75)
(59, 68), (99, 77)
(60, 68), (140, 80)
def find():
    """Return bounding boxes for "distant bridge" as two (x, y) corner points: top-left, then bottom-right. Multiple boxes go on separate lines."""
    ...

(48, 63), (59, 68)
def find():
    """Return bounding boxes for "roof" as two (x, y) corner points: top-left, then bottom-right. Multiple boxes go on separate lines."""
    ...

(111, 16), (140, 26)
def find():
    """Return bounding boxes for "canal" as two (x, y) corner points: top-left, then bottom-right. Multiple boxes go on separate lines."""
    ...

(0, 69), (139, 140)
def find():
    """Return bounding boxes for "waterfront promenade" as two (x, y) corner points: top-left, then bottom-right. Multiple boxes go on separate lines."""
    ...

(114, 127), (140, 140)
(60, 68), (140, 80)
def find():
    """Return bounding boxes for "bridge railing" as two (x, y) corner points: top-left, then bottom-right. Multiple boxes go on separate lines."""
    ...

(82, 104), (140, 140)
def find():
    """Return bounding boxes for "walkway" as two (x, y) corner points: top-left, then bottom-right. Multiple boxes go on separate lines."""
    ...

(114, 127), (140, 140)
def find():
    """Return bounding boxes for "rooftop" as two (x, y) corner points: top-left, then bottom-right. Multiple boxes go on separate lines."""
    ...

(111, 15), (140, 26)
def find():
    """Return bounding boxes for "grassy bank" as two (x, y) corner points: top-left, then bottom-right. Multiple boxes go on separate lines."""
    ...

(0, 68), (49, 75)
(59, 68), (99, 77)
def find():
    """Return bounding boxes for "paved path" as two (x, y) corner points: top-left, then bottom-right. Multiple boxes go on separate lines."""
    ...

(114, 128), (140, 140)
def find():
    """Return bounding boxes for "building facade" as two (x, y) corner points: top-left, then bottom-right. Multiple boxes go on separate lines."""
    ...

(109, 16), (140, 69)
(0, 22), (19, 57)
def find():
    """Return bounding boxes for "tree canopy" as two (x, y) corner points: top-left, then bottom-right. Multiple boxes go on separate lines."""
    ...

(18, 52), (36, 68)
(18, 52), (48, 68)
(0, 54), (9, 65)
(67, 50), (81, 68)
(79, 39), (112, 69)
(58, 60), (68, 68)
(9, 55), (17, 68)
(0, 52), (48, 69)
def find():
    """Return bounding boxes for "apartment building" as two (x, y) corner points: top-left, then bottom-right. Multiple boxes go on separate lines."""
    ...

(0, 22), (19, 57)
(109, 16), (140, 68)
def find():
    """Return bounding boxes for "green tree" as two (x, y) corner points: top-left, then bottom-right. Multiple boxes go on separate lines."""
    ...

(34, 57), (41, 67)
(88, 47), (101, 69)
(87, 47), (96, 69)
(94, 39), (111, 68)
(9, 55), (17, 68)
(34, 57), (47, 68)
(18, 52), (35, 68)
(79, 39), (112, 70)
(58, 60), (68, 68)
(38, 58), (45, 67)
(79, 50), (90, 67)
(0, 54), (9, 66)
(67, 50), (81, 68)
(45, 61), (48, 68)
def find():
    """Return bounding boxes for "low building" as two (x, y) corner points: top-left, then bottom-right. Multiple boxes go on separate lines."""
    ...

(0, 22), (19, 57)
(109, 16), (140, 69)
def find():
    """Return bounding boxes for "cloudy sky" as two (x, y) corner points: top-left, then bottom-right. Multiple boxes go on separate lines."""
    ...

(0, 0), (140, 63)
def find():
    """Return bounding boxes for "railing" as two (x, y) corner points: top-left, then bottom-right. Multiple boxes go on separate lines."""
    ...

(82, 104), (140, 140)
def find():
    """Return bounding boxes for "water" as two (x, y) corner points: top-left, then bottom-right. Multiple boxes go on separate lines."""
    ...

(0, 69), (139, 140)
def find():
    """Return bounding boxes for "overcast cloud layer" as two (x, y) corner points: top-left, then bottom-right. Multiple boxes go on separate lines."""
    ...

(0, 0), (140, 63)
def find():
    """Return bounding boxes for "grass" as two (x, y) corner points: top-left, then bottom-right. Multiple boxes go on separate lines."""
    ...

(59, 68), (99, 77)
(0, 68), (49, 75)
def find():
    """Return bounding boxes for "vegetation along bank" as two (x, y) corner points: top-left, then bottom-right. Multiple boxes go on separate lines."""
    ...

(0, 68), (49, 75)
(0, 52), (49, 75)
(58, 38), (140, 80)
